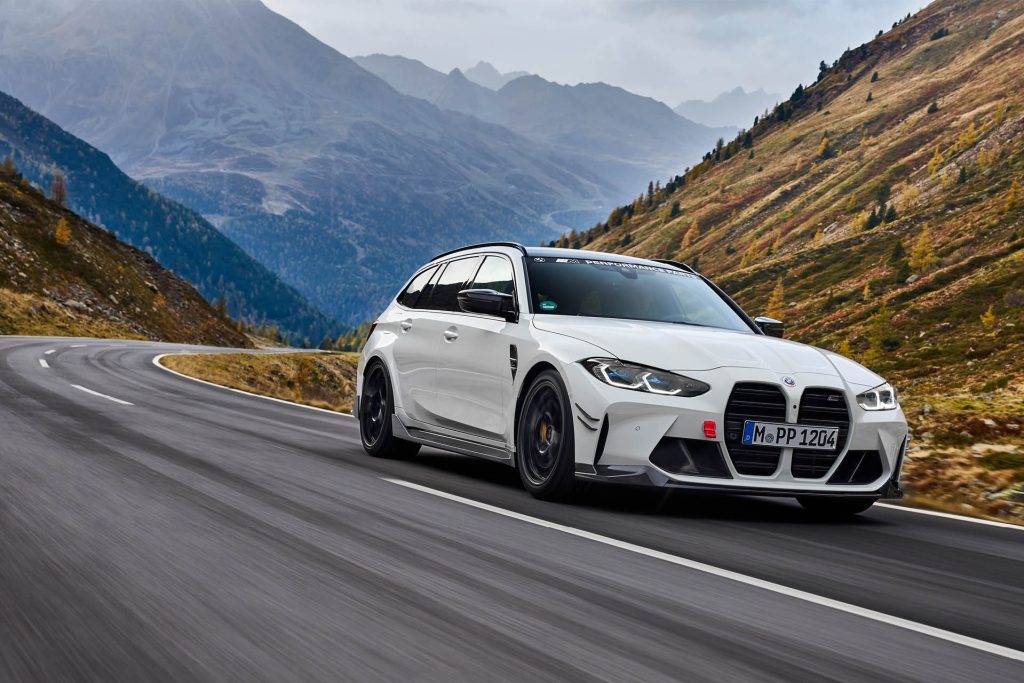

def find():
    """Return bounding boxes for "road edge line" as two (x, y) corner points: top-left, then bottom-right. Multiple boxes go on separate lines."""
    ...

(875, 503), (1022, 531)
(152, 353), (356, 419)
(383, 477), (1024, 663)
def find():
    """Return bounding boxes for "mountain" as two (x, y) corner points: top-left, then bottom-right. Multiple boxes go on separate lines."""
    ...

(0, 0), (612, 325)
(463, 61), (531, 90)
(354, 55), (734, 200)
(560, 0), (1024, 406)
(674, 86), (780, 128)
(0, 163), (250, 346)
(0, 90), (339, 345)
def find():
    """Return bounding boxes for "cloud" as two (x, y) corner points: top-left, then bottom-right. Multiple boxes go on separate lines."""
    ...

(262, 0), (925, 104)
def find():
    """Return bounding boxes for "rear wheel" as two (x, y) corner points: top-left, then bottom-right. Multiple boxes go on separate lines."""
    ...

(797, 496), (876, 518)
(516, 370), (576, 501)
(359, 361), (420, 459)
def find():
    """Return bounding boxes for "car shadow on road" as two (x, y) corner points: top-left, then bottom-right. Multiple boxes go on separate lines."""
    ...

(407, 450), (884, 528)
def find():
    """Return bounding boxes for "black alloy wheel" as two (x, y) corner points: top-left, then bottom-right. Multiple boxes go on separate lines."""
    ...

(360, 361), (420, 459)
(517, 370), (576, 500)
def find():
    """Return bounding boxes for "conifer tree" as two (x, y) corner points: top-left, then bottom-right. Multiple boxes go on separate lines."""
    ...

(980, 304), (997, 328)
(765, 280), (786, 319)
(53, 217), (72, 246)
(909, 228), (938, 273)
(49, 172), (68, 206)
(1006, 178), (1022, 213)
(927, 147), (943, 176)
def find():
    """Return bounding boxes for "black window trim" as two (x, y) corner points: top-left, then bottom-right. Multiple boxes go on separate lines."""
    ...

(396, 263), (440, 310)
(395, 251), (521, 318)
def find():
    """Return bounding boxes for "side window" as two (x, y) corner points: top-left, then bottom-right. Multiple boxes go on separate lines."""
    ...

(397, 265), (438, 309)
(471, 255), (515, 295)
(425, 256), (481, 312)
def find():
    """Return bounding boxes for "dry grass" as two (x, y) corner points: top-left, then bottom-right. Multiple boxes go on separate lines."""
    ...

(0, 288), (145, 340)
(163, 352), (359, 413)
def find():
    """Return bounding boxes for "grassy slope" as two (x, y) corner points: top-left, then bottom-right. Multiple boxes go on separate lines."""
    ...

(162, 353), (359, 413)
(563, 0), (1024, 520)
(0, 170), (251, 347)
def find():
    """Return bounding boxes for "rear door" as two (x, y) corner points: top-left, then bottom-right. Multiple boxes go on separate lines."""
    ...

(430, 254), (518, 443)
(389, 263), (442, 423)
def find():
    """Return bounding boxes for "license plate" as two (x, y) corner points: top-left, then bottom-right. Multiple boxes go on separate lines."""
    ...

(741, 421), (838, 451)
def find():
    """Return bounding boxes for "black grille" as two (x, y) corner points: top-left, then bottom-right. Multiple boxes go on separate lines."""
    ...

(724, 383), (787, 475)
(792, 388), (850, 478)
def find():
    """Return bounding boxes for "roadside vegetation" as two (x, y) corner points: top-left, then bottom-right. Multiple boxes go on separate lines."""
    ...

(162, 352), (359, 413)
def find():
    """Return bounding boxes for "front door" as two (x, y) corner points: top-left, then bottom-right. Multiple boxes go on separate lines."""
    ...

(430, 255), (517, 443)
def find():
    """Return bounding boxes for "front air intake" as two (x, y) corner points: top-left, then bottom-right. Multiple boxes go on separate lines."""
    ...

(724, 383), (787, 475)
(649, 438), (731, 477)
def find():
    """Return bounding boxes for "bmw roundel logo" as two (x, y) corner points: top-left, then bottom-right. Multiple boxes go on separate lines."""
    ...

(783, 376), (797, 387)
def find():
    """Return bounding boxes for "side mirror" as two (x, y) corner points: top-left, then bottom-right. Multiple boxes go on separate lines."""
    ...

(458, 289), (517, 322)
(754, 316), (785, 338)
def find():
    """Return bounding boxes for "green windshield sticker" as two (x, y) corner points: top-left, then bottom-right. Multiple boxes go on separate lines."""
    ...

(540, 300), (558, 311)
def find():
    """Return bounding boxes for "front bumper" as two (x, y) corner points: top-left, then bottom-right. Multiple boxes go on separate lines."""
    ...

(566, 362), (908, 499)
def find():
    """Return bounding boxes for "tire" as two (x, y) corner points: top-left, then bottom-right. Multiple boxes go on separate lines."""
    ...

(516, 369), (576, 501)
(797, 496), (876, 518)
(359, 361), (421, 459)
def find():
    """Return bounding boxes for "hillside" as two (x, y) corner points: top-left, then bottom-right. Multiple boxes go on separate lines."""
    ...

(558, 0), (1024, 516)
(0, 0), (613, 325)
(0, 165), (250, 347)
(354, 54), (734, 195)
(0, 90), (339, 345)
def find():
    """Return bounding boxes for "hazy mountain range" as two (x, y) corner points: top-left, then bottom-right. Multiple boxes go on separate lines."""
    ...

(354, 54), (735, 197)
(463, 61), (531, 90)
(674, 87), (780, 129)
(0, 0), (618, 324)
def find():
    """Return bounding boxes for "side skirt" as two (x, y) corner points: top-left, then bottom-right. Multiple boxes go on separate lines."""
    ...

(392, 416), (514, 464)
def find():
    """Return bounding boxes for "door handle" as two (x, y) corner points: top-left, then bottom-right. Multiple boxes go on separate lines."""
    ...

(400, 320), (413, 332)
(443, 327), (459, 342)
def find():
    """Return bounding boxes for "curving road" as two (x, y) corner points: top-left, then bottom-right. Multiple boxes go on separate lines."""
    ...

(1, 336), (1021, 681)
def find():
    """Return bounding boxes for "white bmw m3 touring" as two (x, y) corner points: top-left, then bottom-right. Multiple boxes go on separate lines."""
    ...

(357, 243), (908, 516)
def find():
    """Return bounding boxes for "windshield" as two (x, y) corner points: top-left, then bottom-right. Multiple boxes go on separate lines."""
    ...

(525, 256), (752, 332)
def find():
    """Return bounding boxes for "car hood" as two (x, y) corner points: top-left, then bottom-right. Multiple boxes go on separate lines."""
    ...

(533, 316), (884, 386)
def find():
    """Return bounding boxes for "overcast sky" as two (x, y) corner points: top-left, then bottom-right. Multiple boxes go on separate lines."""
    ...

(262, 0), (926, 104)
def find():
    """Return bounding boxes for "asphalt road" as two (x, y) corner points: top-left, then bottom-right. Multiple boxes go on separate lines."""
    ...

(1, 337), (1021, 682)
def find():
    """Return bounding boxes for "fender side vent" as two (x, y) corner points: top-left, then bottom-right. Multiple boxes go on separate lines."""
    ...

(509, 344), (518, 378)
(593, 417), (609, 465)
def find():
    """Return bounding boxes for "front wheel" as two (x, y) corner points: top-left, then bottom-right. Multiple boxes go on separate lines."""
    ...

(359, 361), (420, 459)
(797, 496), (875, 518)
(516, 370), (576, 501)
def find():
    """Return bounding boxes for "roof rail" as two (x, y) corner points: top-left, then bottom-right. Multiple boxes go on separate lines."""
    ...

(652, 258), (697, 274)
(431, 242), (527, 261)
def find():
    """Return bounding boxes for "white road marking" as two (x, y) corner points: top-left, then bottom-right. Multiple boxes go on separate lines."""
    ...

(875, 503), (1022, 531)
(384, 477), (1024, 664)
(71, 384), (134, 406)
(38, 358), (49, 368)
(71, 344), (87, 348)
(44, 349), (56, 355)
(152, 354), (356, 419)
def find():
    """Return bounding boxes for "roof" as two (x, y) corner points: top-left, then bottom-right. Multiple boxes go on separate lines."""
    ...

(430, 242), (695, 273)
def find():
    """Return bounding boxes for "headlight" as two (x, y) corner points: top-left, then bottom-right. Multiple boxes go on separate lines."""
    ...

(582, 358), (710, 397)
(857, 382), (898, 411)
